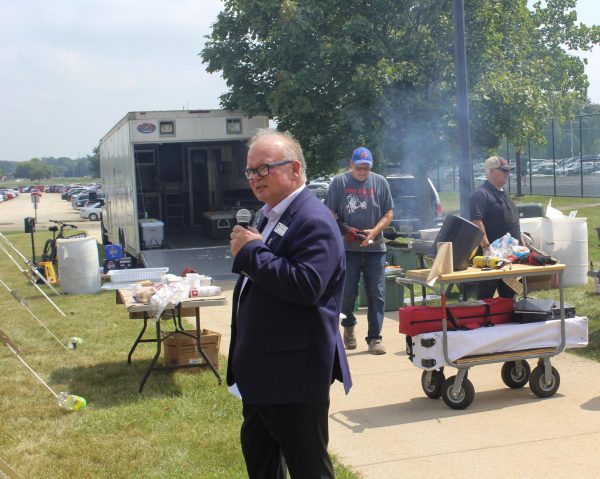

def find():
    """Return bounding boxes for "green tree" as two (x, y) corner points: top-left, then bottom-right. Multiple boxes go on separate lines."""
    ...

(14, 158), (53, 180)
(88, 145), (100, 178)
(202, 0), (599, 188)
(14, 161), (32, 179)
(468, 0), (599, 195)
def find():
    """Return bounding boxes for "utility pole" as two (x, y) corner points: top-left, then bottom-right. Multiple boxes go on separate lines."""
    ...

(453, 0), (473, 217)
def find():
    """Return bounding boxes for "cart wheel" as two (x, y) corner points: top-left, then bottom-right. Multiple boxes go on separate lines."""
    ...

(501, 360), (531, 389)
(529, 365), (560, 398)
(441, 375), (475, 410)
(421, 369), (445, 399)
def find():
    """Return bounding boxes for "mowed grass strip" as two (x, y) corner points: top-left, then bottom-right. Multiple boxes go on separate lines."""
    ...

(0, 231), (360, 479)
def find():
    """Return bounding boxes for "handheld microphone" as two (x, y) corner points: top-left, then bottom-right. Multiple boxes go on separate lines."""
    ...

(236, 208), (252, 229)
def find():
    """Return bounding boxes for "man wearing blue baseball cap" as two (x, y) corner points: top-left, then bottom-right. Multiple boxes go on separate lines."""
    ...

(325, 147), (394, 354)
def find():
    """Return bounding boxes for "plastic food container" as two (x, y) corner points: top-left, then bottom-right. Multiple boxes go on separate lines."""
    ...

(107, 267), (169, 283)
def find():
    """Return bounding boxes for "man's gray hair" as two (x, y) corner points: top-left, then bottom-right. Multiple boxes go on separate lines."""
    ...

(248, 128), (307, 182)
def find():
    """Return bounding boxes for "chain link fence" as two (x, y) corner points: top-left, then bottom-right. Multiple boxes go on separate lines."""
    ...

(432, 113), (600, 197)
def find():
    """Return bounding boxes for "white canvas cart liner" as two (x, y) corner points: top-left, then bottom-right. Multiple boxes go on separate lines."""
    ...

(409, 316), (588, 370)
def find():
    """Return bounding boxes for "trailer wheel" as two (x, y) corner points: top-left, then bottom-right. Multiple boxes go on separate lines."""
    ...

(421, 369), (445, 399)
(441, 375), (475, 410)
(529, 365), (560, 398)
(501, 360), (531, 389)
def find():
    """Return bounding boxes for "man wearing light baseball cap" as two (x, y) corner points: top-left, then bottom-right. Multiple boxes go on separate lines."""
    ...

(469, 155), (520, 299)
(325, 147), (394, 354)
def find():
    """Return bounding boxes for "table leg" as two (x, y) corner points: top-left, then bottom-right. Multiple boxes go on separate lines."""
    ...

(138, 318), (163, 393)
(194, 307), (222, 384)
(418, 253), (427, 305)
(128, 316), (149, 364)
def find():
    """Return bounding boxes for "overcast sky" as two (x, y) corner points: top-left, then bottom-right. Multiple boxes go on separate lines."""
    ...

(1, 0), (599, 162)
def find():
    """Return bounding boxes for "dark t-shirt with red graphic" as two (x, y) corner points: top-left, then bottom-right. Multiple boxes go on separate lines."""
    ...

(325, 171), (393, 252)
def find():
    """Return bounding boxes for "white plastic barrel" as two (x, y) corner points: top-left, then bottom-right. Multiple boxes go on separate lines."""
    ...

(57, 237), (101, 294)
(519, 217), (542, 248)
(540, 218), (588, 287)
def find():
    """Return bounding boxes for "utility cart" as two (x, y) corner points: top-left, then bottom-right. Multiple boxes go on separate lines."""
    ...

(397, 263), (588, 410)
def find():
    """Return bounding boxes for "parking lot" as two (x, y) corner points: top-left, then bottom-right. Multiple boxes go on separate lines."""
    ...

(0, 191), (101, 243)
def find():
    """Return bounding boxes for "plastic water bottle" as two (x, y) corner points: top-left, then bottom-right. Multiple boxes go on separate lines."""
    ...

(68, 337), (83, 349)
(57, 392), (87, 411)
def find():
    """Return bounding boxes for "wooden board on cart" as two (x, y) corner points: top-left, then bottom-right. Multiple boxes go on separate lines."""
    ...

(454, 347), (556, 364)
(406, 263), (565, 283)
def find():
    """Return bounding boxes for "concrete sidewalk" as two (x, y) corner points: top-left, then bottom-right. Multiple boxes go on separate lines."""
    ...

(203, 283), (600, 479)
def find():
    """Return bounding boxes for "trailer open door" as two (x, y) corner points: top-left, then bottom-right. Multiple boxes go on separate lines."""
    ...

(188, 147), (221, 228)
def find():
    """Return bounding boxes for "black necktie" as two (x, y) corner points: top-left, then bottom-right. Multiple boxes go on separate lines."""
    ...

(258, 216), (268, 233)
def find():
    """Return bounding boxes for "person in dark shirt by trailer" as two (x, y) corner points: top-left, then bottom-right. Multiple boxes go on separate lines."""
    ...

(469, 156), (521, 299)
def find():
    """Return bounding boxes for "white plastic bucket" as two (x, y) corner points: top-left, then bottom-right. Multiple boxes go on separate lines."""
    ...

(519, 217), (542, 248)
(57, 237), (101, 294)
(541, 218), (588, 287)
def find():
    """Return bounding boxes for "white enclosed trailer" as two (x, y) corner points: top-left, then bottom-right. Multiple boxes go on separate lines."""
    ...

(100, 109), (268, 258)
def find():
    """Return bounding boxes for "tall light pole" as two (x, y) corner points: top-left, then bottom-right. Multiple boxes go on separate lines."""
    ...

(453, 0), (473, 217)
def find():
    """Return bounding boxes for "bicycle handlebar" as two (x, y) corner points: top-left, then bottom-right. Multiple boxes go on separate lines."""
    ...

(49, 219), (79, 229)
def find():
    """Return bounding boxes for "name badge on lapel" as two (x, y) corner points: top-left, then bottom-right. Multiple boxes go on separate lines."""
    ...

(274, 223), (288, 237)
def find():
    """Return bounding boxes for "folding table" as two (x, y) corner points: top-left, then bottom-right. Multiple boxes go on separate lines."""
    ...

(116, 289), (227, 392)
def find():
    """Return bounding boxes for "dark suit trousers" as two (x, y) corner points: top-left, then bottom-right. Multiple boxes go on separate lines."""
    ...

(241, 401), (334, 479)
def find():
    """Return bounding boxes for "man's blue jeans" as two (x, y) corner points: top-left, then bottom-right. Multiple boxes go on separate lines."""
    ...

(341, 251), (386, 342)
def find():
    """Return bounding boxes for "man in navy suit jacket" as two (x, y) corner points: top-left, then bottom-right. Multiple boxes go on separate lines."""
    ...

(228, 129), (352, 478)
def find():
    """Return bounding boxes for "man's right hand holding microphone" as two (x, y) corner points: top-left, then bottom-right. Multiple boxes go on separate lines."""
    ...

(230, 209), (262, 256)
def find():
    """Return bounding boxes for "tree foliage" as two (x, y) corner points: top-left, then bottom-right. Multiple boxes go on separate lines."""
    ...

(88, 145), (101, 178)
(14, 158), (53, 180)
(5, 155), (95, 180)
(202, 0), (600, 179)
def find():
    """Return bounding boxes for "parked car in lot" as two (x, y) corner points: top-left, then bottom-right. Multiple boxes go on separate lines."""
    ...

(80, 201), (104, 221)
(386, 174), (443, 237)
(307, 181), (329, 190)
(62, 187), (85, 200)
(72, 191), (105, 208)
(0, 189), (16, 200)
(307, 181), (329, 201)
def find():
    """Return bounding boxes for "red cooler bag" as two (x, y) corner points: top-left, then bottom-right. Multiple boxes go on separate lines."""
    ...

(399, 298), (514, 336)
(482, 297), (515, 325)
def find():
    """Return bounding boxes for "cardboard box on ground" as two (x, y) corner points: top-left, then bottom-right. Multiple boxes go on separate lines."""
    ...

(161, 329), (221, 370)
(523, 274), (555, 291)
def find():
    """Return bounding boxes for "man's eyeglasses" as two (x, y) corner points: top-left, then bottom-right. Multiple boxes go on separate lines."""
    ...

(354, 165), (372, 172)
(242, 160), (293, 180)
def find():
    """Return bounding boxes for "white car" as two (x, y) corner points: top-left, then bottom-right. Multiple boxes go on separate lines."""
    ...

(80, 202), (103, 221)
(307, 182), (329, 190)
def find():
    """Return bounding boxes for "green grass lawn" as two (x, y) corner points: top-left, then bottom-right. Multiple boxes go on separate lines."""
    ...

(0, 231), (359, 478)
(3, 197), (600, 478)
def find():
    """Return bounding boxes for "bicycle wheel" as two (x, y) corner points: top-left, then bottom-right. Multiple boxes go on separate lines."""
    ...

(41, 239), (55, 263)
